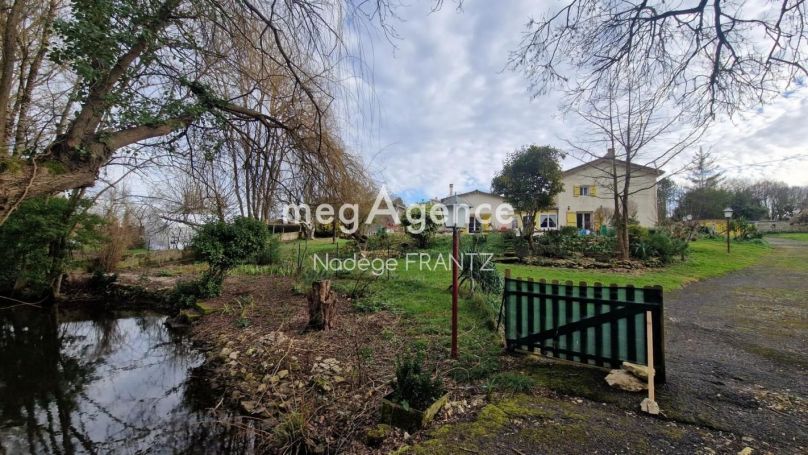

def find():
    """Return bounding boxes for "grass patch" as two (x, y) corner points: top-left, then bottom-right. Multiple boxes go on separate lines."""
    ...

(505, 238), (770, 290)
(767, 232), (808, 242)
(484, 372), (537, 394)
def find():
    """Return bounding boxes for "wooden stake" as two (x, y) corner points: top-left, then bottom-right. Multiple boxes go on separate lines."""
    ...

(646, 310), (655, 402)
(640, 310), (659, 414)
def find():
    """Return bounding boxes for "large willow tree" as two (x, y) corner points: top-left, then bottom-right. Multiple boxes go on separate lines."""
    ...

(0, 0), (388, 222)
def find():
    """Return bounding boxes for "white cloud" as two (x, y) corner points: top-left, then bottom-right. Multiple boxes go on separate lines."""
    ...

(344, 1), (808, 202)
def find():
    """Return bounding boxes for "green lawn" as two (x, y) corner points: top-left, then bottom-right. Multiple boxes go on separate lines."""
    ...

(368, 236), (769, 370)
(506, 238), (770, 290)
(277, 237), (350, 260)
(228, 234), (772, 379)
(767, 232), (808, 242)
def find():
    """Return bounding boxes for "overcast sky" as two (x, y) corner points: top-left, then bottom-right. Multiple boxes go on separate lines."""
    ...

(342, 1), (808, 203)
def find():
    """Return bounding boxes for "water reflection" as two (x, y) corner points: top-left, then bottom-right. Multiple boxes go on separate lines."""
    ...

(0, 308), (255, 454)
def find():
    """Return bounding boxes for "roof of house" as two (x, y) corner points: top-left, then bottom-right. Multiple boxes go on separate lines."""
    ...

(563, 156), (665, 177)
(439, 189), (505, 204)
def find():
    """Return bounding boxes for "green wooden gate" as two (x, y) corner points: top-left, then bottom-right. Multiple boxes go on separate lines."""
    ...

(500, 271), (666, 383)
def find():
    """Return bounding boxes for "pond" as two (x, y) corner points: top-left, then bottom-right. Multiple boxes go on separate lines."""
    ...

(0, 307), (253, 454)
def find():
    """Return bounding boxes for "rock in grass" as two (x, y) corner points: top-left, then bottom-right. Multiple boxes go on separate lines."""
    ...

(605, 369), (647, 392)
(622, 361), (650, 380)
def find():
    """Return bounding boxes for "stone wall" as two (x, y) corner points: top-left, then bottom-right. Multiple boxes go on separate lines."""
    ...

(753, 221), (808, 233)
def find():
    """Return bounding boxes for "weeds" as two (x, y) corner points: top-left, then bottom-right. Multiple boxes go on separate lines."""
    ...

(484, 372), (536, 395)
(352, 299), (391, 313)
(292, 267), (331, 294)
(390, 353), (445, 411)
(223, 295), (255, 328)
(273, 411), (314, 454)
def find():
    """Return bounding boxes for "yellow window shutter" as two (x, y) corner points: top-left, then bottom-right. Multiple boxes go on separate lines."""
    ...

(566, 211), (576, 225)
(573, 185), (580, 197)
(590, 185), (597, 196)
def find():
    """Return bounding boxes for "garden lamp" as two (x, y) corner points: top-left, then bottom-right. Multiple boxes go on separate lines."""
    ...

(443, 193), (468, 360)
(723, 207), (733, 253)
(443, 195), (469, 229)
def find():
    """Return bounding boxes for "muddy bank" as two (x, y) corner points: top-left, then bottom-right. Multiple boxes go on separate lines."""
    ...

(185, 275), (408, 453)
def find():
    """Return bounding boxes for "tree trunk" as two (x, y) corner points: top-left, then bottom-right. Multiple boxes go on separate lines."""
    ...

(307, 280), (337, 330)
(619, 195), (630, 260)
(0, 0), (25, 150)
(524, 211), (536, 252)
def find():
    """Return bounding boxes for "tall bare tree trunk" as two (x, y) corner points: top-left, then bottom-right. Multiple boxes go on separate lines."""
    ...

(0, 0), (24, 149)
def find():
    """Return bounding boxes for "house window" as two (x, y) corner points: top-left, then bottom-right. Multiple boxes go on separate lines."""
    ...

(576, 212), (593, 231)
(539, 214), (557, 230)
(574, 185), (598, 197)
(469, 216), (482, 233)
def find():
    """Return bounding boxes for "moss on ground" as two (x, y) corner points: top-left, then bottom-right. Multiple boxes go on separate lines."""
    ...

(402, 394), (693, 454)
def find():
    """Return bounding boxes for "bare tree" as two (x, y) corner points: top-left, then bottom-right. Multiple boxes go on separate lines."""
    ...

(566, 68), (704, 259)
(510, 0), (808, 122)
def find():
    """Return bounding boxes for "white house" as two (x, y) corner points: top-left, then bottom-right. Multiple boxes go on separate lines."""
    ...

(547, 152), (663, 231)
(443, 152), (662, 233)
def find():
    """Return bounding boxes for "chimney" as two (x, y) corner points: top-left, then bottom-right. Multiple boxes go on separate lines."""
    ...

(605, 148), (615, 158)
(449, 183), (454, 196)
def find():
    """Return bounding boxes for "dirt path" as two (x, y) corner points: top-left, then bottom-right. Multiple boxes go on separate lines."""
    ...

(662, 237), (807, 449)
(404, 238), (806, 454)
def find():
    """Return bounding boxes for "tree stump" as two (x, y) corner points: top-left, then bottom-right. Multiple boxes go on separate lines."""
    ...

(307, 280), (336, 330)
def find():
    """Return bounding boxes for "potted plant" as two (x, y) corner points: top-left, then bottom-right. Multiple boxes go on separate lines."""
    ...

(380, 354), (448, 432)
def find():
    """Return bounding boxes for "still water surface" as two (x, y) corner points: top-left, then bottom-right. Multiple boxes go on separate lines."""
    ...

(0, 308), (252, 454)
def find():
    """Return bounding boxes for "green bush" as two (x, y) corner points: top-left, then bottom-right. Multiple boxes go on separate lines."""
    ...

(629, 227), (688, 263)
(731, 217), (763, 241)
(401, 203), (441, 248)
(0, 196), (104, 296)
(190, 217), (268, 297)
(254, 235), (281, 265)
(580, 235), (615, 259)
(533, 231), (562, 258)
(533, 228), (583, 258)
(390, 353), (445, 411)
(167, 280), (196, 308)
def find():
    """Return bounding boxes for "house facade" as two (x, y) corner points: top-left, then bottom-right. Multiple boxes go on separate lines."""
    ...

(551, 156), (662, 231)
(443, 155), (662, 233)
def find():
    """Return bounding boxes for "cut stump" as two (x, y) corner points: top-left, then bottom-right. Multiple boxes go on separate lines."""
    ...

(307, 280), (337, 330)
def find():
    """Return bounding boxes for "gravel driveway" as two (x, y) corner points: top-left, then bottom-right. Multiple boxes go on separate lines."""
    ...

(662, 236), (807, 451)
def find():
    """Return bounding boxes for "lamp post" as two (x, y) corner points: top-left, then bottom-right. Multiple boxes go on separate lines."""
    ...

(444, 194), (468, 360)
(723, 207), (734, 253)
